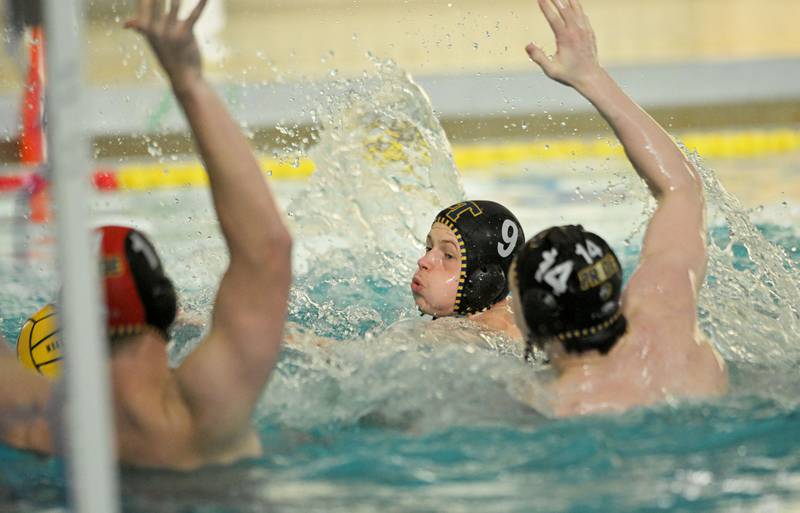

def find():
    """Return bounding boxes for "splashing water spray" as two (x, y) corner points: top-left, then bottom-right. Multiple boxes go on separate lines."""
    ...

(285, 58), (464, 339)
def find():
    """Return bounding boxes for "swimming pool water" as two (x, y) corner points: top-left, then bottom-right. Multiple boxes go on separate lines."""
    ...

(1, 67), (799, 513)
(1, 170), (798, 513)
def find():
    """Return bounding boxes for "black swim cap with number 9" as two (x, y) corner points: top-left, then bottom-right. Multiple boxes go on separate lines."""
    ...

(514, 225), (627, 354)
(435, 200), (525, 315)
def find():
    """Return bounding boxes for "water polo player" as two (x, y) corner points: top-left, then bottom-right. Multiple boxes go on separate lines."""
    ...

(507, 0), (726, 416)
(17, 222), (219, 379)
(412, 200), (525, 338)
(0, 0), (292, 469)
(15, 225), (178, 379)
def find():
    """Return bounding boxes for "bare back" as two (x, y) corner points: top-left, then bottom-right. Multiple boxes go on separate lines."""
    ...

(109, 334), (261, 470)
(550, 196), (728, 417)
(552, 317), (727, 418)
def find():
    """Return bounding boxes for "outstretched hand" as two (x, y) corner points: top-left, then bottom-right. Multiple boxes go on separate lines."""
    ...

(525, 0), (602, 90)
(125, 0), (208, 89)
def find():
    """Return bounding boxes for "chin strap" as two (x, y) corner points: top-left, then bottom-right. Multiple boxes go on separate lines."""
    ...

(524, 339), (539, 363)
(417, 307), (443, 320)
(523, 340), (549, 364)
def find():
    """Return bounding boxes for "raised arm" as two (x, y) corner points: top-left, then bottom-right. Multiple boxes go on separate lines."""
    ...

(525, 0), (706, 311)
(0, 341), (53, 453)
(126, 0), (291, 442)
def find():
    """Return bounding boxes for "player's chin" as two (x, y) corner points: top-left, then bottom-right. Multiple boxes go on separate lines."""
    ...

(413, 294), (435, 316)
(424, 302), (458, 319)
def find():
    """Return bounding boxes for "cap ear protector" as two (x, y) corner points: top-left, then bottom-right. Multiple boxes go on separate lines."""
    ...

(434, 200), (525, 315)
(464, 264), (506, 310)
(514, 225), (626, 355)
(520, 287), (562, 334)
(99, 226), (177, 340)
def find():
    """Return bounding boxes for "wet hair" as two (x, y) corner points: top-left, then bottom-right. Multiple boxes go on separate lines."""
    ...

(434, 200), (525, 315)
(98, 226), (177, 340)
(513, 225), (627, 355)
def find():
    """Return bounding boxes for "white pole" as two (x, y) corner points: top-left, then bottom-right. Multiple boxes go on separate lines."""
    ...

(42, 1), (120, 513)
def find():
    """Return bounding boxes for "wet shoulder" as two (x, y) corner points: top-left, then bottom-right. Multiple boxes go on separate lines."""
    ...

(622, 262), (699, 329)
(609, 320), (727, 399)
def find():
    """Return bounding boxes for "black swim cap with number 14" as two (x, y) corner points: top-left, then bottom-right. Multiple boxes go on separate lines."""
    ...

(514, 225), (627, 354)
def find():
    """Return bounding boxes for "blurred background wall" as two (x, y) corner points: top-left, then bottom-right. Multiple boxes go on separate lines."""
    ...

(0, 0), (798, 160)
(2, 0), (799, 86)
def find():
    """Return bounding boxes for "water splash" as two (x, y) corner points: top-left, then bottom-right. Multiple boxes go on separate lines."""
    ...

(286, 59), (464, 338)
(267, 142), (800, 430)
(685, 148), (800, 366)
(582, 148), (800, 367)
(259, 317), (530, 432)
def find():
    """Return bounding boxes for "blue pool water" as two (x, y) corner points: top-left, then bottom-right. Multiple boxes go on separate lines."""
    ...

(1, 66), (799, 512)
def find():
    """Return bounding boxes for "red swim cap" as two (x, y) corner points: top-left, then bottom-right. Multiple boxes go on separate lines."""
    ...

(98, 226), (177, 339)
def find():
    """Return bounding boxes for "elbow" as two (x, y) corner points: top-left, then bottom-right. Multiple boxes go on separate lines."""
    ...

(271, 225), (293, 259)
(261, 224), (293, 272)
(263, 228), (292, 288)
(651, 173), (705, 207)
(233, 224), (292, 272)
(677, 160), (705, 196)
(655, 162), (704, 204)
(659, 181), (704, 204)
(0, 417), (52, 455)
(259, 218), (292, 258)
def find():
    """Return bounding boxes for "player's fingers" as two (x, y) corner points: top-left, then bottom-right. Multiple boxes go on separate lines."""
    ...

(150, 0), (165, 25)
(186, 0), (209, 29)
(551, 0), (577, 29)
(537, 0), (566, 33)
(135, 0), (153, 29)
(167, 0), (181, 24)
(525, 42), (554, 76)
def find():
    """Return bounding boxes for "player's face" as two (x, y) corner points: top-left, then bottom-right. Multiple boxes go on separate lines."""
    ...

(411, 223), (462, 317)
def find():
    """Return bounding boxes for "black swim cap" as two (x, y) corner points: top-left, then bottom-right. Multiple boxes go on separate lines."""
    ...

(434, 200), (524, 315)
(513, 225), (626, 354)
(99, 226), (177, 340)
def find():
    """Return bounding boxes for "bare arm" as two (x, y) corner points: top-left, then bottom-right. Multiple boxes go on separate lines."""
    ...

(126, 0), (291, 442)
(525, 0), (706, 313)
(0, 341), (54, 453)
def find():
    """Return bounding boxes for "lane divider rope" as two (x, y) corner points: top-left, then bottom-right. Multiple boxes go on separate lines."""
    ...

(0, 128), (798, 192)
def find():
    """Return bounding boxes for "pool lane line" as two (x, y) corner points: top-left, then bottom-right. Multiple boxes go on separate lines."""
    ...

(0, 128), (799, 192)
(453, 128), (800, 170)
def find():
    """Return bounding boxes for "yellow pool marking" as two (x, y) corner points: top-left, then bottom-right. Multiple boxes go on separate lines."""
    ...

(112, 128), (800, 190)
(454, 129), (800, 170)
(116, 158), (316, 190)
